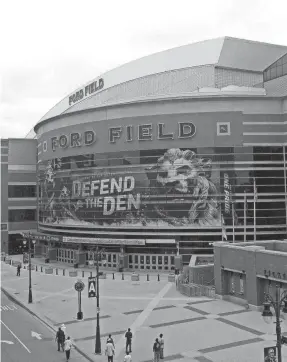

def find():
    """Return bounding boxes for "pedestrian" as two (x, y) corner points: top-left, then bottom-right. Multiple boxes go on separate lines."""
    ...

(55, 327), (65, 352)
(125, 328), (132, 353)
(106, 334), (115, 348)
(123, 351), (132, 362)
(16, 264), (21, 276)
(64, 336), (73, 361)
(153, 338), (161, 362)
(105, 340), (115, 362)
(158, 334), (164, 359)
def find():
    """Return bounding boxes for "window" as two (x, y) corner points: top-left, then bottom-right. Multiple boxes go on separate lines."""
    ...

(8, 185), (36, 198)
(8, 209), (36, 222)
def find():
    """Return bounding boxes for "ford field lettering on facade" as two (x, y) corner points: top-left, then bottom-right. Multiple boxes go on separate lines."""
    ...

(44, 122), (196, 152)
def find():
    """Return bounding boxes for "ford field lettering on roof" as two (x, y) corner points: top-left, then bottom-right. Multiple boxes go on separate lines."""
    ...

(69, 78), (104, 106)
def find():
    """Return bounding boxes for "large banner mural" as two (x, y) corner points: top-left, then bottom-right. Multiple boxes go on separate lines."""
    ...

(38, 147), (237, 228)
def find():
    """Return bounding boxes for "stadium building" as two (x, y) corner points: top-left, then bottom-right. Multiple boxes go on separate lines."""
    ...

(2, 37), (287, 271)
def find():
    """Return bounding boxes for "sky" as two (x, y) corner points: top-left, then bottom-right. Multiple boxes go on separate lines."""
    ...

(1, 0), (287, 139)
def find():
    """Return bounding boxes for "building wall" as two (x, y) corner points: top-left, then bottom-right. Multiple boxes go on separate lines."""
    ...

(5, 139), (38, 254)
(214, 242), (287, 306)
(1, 139), (9, 253)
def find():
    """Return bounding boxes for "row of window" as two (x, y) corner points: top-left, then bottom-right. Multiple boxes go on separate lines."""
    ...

(8, 185), (36, 198)
(37, 146), (286, 171)
(263, 53), (287, 82)
(8, 209), (36, 222)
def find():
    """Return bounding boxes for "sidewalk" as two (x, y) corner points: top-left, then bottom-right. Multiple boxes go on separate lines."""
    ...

(2, 261), (287, 362)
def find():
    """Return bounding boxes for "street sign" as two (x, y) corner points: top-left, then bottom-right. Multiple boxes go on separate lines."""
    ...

(23, 253), (29, 264)
(74, 280), (85, 292)
(88, 277), (96, 298)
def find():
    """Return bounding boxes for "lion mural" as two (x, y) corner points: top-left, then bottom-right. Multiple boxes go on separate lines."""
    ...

(145, 148), (221, 226)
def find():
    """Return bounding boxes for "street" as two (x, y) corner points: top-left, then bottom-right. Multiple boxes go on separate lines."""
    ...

(0, 290), (86, 362)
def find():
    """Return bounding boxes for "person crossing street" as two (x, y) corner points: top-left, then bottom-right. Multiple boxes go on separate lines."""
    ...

(125, 328), (133, 353)
(55, 327), (65, 352)
(16, 264), (21, 276)
(64, 336), (73, 361)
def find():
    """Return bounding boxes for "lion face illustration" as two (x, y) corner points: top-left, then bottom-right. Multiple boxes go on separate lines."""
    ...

(145, 149), (219, 225)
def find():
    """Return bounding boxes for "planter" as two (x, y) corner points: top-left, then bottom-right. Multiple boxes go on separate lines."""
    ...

(131, 274), (139, 282)
(168, 273), (175, 282)
(98, 273), (106, 279)
(45, 267), (53, 274)
(69, 271), (78, 277)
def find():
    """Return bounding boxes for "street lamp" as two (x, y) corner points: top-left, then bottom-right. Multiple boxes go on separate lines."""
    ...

(94, 246), (106, 355)
(23, 234), (36, 304)
(261, 284), (287, 362)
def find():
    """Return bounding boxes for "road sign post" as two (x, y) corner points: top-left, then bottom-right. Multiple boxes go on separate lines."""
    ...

(88, 277), (96, 298)
(74, 280), (85, 320)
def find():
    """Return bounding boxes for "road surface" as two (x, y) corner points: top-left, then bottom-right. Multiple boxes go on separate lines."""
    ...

(0, 290), (86, 362)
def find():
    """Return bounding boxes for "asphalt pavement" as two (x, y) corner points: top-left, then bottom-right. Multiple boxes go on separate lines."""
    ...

(0, 290), (87, 362)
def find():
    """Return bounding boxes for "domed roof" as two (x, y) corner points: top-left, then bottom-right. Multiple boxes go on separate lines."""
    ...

(35, 36), (287, 130)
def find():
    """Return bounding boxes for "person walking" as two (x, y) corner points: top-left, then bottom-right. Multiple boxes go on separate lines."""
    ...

(105, 340), (115, 362)
(106, 334), (115, 348)
(153, 338), (161, 362)
(158, 333), (164, 359)
(64, 336), (73, 361)
(123, 351), (132, 362)
(125, 328), (132, 353)
(16, 264), (21, 276)
(55, 327), (65, 352)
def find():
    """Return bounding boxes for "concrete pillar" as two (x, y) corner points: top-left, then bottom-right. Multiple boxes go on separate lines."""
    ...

(213, 242), (225, 295)
(48, 248), (57, 261)
(244, 246), (264, 306)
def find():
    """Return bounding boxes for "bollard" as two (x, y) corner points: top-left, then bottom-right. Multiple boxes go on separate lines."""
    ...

(158, 274), (160, 281)
(113, 272), (115, 280)
(63, 269), (65, 276)
(9, 259), (12, 265)
(56, 268), (58, 275)
(82, 270), (84, 278)
(147, 274), (149, 281)
(90, 271), (92, 277)
(36, 265), (38, 272)
(122, 273), (124, 280)
(41, 266), (43, 272)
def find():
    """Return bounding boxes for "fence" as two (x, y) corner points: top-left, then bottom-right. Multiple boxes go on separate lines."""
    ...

(178, 282), (216, 298)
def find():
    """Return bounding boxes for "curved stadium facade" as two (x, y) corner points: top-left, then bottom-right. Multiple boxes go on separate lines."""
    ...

(33, 37), (287, 270)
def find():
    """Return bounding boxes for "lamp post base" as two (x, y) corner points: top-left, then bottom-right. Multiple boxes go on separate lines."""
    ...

(28, 289), (33, 304)
(77, 311), (83, 320)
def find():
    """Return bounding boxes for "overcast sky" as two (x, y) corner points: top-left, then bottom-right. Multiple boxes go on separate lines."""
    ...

(1, 0), (287, 139)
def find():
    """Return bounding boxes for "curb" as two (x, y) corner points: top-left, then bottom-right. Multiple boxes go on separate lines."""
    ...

(1, 286), (94, 362)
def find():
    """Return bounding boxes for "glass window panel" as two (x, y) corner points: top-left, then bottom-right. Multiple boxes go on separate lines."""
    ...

(170, 256), (175, 265)
(270, 67), (277, 79)
(129, 255), (133, 264)
(158, 256), (162, 265)
(140, 256), (144, 264)
(134, 255), (138, 264)
(113, 254), (116, 262)
(152, 256), (156, 264)
(164, 256), (168, 265)
(108, 254), (111, 262)
(146, 256), (150, 264)
(277, 65), (283, 77)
